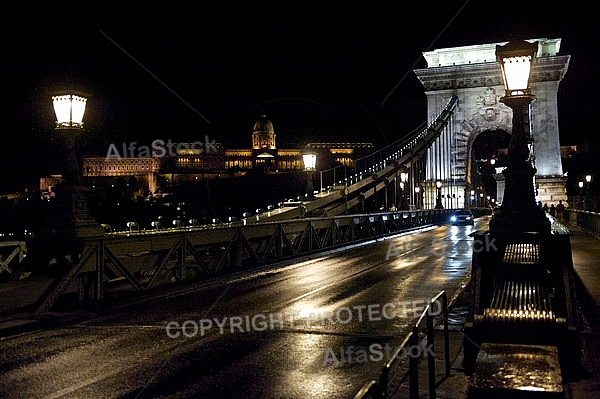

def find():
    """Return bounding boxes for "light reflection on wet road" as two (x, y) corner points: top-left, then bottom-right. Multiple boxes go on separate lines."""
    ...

(0, 218), (488, 398)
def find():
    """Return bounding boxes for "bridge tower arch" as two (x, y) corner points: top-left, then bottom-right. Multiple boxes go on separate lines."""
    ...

(414, 38), (570, 208)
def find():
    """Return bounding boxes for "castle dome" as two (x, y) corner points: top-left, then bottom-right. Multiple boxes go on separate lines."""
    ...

(253, 114), (274, 133)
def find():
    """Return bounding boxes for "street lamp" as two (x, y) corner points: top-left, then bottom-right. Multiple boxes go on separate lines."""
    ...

(488, 40), (551, 234)
(577, 181), (584, 210)
(585, 175), (593, 210)
(52, 92), (88, 181)
(586, 174), (592, 190)
(415, 186), (421, 209)
(44, 90), (104, 241)
(399, 182), (405, 210)
(53, 93), (87, 128)
(400, 172), (408, 210)
(302, 152), (317, 198)
(435, 180), (444, 209)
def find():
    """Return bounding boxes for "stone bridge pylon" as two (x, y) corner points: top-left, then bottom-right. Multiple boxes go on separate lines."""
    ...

(414, 38), (570, 208)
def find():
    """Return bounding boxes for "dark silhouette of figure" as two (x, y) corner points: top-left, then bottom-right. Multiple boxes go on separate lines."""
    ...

(556, 200), (565, 221)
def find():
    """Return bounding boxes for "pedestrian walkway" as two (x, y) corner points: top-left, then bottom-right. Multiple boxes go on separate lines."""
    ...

(358, 222), (600, 399)
(564, 223), (600, 398)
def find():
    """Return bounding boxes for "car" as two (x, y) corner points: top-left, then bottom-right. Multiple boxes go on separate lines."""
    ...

(451, 209), (475, 225)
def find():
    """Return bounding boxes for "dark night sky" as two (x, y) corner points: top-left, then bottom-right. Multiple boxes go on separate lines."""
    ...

(1, 4), (597, 191)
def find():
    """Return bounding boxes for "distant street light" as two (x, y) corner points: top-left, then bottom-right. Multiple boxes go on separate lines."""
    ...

(586, 175), (592, 192)
(415, 186), (421, 209)
(585, 175), (593, 210)
(127, 221), (138, 233)
(578, 181), (584, 209)
(435, 180), (444, 209)
(400, 172), (408, 210)
(303, 152), (317, 198)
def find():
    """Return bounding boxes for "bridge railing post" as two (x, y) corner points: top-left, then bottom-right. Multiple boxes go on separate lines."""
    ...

(426, 301), (436, 399)
(177, 233), (187, 282)
(409, 325), (419, 399)
(94, 240), (104, 303)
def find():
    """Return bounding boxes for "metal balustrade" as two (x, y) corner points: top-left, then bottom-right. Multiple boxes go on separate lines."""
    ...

(0, 241), (27, 277)
(35, 209), (453, 313)
(564, 208), (600, 238)
(353, 291), (451, 399)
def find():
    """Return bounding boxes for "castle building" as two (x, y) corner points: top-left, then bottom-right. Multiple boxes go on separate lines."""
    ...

(82, 156), (161, 193)
(80, 114), (373, 192)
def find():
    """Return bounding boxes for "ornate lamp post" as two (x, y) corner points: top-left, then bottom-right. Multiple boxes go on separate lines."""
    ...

(302, 152), (317, 198)
(52, 93), (87, 178)
(435, 180), (444, 209)
(488, 40), (551, 234)
(45, 90), (104, 241)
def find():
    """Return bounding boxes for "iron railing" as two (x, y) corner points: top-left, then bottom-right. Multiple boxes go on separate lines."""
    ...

(35, 209), (453, 313)
(564, 209), (600, 238)
(354, 290), (451, 399)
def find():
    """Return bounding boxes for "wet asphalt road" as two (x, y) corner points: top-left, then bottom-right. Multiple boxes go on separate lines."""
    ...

(0, 218), (487, 399)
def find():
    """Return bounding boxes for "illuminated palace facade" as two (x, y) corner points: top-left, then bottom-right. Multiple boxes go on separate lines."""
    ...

(82, 115), (373, 192)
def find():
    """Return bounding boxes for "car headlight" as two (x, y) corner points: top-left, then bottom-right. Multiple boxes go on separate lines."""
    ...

(451, 215), (457, 222)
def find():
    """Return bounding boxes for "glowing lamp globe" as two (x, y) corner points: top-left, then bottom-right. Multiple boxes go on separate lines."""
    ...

(52, 93), (87, 128)
(302, 153), (317, 171)
(496, 40), (538, 97)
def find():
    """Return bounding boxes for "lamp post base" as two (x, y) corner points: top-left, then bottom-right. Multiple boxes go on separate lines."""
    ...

(488, 205), (550, 235)
(41, 182), (105, 243)
(435, 197), (444, 209)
